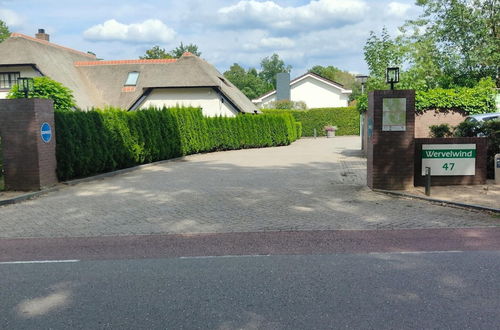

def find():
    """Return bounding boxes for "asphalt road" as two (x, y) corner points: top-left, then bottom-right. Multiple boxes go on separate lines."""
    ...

(1, 251), (499, 330)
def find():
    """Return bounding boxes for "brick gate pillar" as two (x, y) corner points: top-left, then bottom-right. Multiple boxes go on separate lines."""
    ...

(366, 90), (415, 190)
(0, 98), (58, 190)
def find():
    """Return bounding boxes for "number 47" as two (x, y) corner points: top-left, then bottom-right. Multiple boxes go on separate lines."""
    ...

(442, 163), (455, 171)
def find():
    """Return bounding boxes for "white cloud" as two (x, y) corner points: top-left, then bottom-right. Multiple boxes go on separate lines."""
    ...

(217, 0), (368, 31)
(387, 2), (411, 17)
(83, 19), (176, 43)
(0, 8), (24, 27)
(243, 36), (295, 50)
(260, 37), (295, 48)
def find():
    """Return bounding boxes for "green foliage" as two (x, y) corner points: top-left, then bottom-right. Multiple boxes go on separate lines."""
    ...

(452, 119), (500, 179)
(169, 42), (201, 58)
(223, 64), (272, 100)
(415, 78), (497, 114)
(309, 65), (362, 101)
(140, 45), (173, 59)
(8, 76), (76, 111)
(364, 27), (404, 80)
(454, 121), (482, 137)
(223, 53), (292, 99)
(259, 53), (292, 88)
(357, 77), (496, 114)
(364, 1), (499, 89)
(295, 122), (302, 138)
(0, 20), (10, 43)
(262, 107), (360, 136)
(409, 0), (499, 87)
(356, 94), (368, 113)
(482, 120), (500, 179)
(269, 100), (307, 110)
(54, 107), (298, 180)
(140, 42), (201, 59)
(429, 124), (452, 138)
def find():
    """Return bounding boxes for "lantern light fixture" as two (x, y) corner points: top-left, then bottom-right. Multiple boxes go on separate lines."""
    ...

(17, 77), (34, 98)
(386, 67), (399, 90)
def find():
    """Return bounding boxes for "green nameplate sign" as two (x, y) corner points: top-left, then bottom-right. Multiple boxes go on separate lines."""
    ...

(422, 144), (476, 176)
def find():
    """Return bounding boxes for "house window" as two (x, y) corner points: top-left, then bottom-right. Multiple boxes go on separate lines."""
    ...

(125, 71), (139, 86)
(0, 72), (21, 89)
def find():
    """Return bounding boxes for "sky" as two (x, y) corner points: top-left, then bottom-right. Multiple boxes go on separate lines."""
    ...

(0, 0), (421, 77)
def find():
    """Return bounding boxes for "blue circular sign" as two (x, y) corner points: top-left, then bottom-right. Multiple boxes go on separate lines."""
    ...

(40, 122), (52, 143)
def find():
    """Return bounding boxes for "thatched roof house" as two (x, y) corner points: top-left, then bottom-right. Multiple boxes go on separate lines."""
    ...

(0, 31), (257, 116)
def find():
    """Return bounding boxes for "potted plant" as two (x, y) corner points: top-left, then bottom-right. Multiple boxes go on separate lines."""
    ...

(324, 125), (338, 138)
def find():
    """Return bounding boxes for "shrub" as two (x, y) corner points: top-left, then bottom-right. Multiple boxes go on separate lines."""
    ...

(482, 120), (500, 179)
(261, 107), (360, 136)
(8, 76), (76, 111)
(356, 94), (368, 113)
(295, 122), (302, 138)
(454, 121), (482, 137)
(356, 78), (496, 114)
(55, 107), (298, 180)
(452, 119), (500, 179)
(269, 100), (307, 110)
(415, 78), (496, 114)
(429, 124), (452, 138)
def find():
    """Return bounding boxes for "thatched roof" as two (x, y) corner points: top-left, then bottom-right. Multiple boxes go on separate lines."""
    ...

(0, 33), (257, 113)
(0, 33), (102, 109)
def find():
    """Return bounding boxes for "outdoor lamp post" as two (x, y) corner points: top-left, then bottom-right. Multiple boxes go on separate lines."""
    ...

(355, 75), (368, 94)
(17, 77), (34, 98)
(386, 67), (399, 90)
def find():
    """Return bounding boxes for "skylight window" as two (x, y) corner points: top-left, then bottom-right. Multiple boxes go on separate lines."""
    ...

(125, 71), (139, 86)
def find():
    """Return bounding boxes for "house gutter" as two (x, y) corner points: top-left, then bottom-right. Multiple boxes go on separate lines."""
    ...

(0, 63), (44, 76)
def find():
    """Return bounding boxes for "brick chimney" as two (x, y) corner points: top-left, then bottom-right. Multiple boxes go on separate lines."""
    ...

(35, 29), (49, 41)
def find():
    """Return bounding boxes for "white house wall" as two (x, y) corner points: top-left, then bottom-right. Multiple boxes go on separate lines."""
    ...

(258, 76), (350, 109)
(0, 66), (40, 99)
(139, 87), (238, 117)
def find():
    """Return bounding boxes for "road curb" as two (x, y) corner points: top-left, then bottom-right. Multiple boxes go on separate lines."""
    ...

(373, 189), (500, 214)
(0, 156), (186, 206)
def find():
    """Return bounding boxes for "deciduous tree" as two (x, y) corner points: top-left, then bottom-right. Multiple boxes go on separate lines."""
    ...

(140, 45), (173, 59)
(223, 63), (272, 100)
(169, 42), (201, 58)
(259, 53), (292, 88)
(0, 20), (10, 43)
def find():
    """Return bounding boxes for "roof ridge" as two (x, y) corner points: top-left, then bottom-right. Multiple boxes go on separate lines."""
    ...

(303, 72), (345, 88)
(252, 72), (348, 100)
(10, 33), (96, 59)
(75, 59), (178, 66)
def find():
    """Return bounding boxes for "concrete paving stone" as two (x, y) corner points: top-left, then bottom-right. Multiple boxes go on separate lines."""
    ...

(0, 137), (498, 238)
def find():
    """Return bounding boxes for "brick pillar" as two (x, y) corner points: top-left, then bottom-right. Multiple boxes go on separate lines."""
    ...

(367, 90), (415, 190)
(0, 98), (57, 190)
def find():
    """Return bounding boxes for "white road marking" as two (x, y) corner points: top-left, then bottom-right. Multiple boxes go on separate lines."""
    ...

(369, 251), (464, 255)
(0, 260), (80, 265)
(179, 254), (271, 259)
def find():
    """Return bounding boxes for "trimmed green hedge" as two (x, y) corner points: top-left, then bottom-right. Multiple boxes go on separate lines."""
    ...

(356, 78), (497, 114)
(262, 107), (360, 136)
(55, 107), (298, 180)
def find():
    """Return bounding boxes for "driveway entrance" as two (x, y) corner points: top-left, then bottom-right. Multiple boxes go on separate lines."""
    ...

(0, 137), (496, 238)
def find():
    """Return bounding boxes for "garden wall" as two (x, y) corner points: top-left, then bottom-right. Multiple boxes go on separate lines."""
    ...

(415, 109), (467, 138)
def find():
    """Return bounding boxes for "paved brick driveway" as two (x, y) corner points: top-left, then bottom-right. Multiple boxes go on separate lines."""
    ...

(0, 137), (497, 238)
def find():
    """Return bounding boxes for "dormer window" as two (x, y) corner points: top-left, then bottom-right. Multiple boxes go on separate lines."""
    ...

(125, 71), (139, 86)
